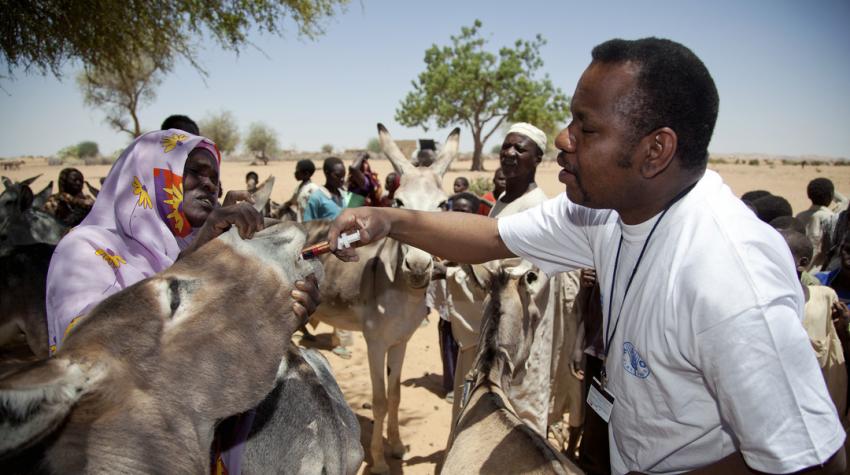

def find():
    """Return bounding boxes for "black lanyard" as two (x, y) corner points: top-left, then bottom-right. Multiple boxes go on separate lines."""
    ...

(602, 182), (698, 361)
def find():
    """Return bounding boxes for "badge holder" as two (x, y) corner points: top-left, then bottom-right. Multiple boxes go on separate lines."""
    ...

(587, 376), (615, 423)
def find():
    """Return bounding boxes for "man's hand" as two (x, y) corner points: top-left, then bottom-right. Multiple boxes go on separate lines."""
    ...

(832, 301), (850, 343)
(580, 268), (597, 288)
(328, 207), (392, 262)
(291, 274), (320, 324)
(180, 202), (264, 259)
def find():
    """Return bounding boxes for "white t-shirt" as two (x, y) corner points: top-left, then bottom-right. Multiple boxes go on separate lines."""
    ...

(498, 170), (845, 474)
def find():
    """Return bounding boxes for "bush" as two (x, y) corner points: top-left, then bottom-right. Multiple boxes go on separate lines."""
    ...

(367, 137), (381, 154)
(321, 143), (334, 154)
(748, 159), (760, 166)
(490, 143), (502, 154)
(77, 141), (99, 158)
(57, 145), (79, 160)
(468, 176), (493, 196)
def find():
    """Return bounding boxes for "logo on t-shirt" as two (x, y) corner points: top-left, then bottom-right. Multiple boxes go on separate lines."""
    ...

(623, 342), (651, 379)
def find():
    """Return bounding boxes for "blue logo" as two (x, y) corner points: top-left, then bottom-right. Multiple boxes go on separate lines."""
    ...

(623, 342), (650, 379)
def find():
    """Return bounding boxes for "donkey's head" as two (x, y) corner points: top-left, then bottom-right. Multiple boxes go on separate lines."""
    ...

(0, 221), (321, 470)
(474, 261), (546, 388)
(378, 123), (459, 289)
(0, 176), (63, 256)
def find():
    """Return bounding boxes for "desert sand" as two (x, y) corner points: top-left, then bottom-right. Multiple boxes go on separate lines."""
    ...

(4, 156), (849, 474)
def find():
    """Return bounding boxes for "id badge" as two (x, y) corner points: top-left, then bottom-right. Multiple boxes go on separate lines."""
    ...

(587, 376), (615, 423)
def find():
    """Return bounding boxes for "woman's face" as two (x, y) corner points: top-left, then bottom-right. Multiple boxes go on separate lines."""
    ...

(182, 149), (220, 228)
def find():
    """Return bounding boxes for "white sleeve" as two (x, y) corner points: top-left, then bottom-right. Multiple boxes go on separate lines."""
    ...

(696, 298), (845, 473)
(497, 194), (596, 277)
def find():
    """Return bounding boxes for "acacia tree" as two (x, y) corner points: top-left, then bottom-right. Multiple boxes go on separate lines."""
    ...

(396, 20), (569, 171)
(200, 110), (240, 155)
(1, 0), (348, 77)
(245, 122), (279, 165)
(77, 57), (164, 138)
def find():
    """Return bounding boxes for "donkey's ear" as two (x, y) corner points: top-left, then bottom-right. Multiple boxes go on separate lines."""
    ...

(0, 358), (96, 457)
(20, 174), (42, 187)
(2, 176), (12, 189)
(431, 127), (460, 177)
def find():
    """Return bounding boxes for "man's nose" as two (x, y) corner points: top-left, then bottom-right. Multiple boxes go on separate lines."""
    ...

(555, 128), (575, 153)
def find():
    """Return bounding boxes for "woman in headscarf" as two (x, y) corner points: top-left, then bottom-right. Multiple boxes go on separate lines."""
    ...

(347, 152), (382, 207)
(45, 130), (319, 474)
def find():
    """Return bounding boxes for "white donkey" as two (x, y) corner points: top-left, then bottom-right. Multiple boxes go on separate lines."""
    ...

(306, 123), (459, 473)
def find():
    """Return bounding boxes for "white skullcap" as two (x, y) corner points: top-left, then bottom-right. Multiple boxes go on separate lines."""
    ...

(507, 122), (546, 153)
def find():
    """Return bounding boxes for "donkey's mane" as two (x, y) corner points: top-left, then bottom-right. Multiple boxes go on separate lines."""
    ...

(474, 270), (512, 379)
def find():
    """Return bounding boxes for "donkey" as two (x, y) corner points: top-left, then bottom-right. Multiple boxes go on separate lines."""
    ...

(442, 263), (584, 475)
(0, 176), (65, 359)
(305, 123), (459, 474)
(0, 222), (361, 474)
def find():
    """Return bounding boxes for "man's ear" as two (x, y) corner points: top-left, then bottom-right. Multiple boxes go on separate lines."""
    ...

(639, 127), (677, 179)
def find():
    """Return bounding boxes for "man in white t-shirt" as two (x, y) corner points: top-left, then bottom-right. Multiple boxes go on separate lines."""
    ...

(327, 38), (846, 474)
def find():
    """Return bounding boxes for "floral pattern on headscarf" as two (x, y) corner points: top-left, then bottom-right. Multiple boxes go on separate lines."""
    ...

(46, 130), (220, 353)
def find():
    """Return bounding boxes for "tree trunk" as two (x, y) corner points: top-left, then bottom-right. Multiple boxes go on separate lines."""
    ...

(470, 134), (485, 171)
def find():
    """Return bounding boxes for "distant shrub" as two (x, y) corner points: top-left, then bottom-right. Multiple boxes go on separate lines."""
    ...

(47, 156), (63, 166)
(810, 160), (825, 167)
(57, 145), (78, 160)
(321, 143), (334, 154)
(834, 160), (850, 166)
(490, 143), (502, 154)
(366, 137), (381, 154)
(708, 157), (728, 165)
(77, 141), (99, 158)
(748, 159), (760, 166)
(468, 176), (492, 196)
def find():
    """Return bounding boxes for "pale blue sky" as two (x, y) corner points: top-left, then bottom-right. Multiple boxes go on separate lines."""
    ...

(2, 0), (849, 159)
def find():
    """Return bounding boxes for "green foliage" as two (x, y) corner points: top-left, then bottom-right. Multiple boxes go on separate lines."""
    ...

(396, 20), (569, 170)
(468, 176), (493, 196)
(76, 141), (99, 158)
(367, 137), (381, 154)
(77, 56), (164, 137)
(2, 0), (349, 77)
(245, 122), (279, 163)
(490, 143), (502, 154)
(57, 145), (79, 160)
(321, 143), (334, 154)
(200, 110), (240, 154)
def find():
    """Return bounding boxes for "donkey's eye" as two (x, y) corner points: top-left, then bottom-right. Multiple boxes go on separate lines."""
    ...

(525, 272), (538, 285)
(168, 279), (181, 316)
(394, 199), (404, 208)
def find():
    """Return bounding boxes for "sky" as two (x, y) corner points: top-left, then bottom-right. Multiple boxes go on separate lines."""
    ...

(1, 0), (849, 159)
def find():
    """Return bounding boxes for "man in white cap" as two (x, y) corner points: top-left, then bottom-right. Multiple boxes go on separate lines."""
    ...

(442, 122), (581, 439)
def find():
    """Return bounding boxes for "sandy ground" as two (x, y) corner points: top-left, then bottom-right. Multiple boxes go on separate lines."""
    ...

(4, 156), (850, 474)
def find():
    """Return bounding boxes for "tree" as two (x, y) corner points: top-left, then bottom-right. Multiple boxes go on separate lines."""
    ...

(245, 122), (279, 165)
(199, 111), (240, 155)
(77, 57), (164, 138)
(396, 20), (569, 171)
(1, 0), (348, 78)
(76, 141), (99, 158)
(366, 137), (381, 154)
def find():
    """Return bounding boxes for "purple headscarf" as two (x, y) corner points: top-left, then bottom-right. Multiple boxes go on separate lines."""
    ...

(46, 130), (220, 354)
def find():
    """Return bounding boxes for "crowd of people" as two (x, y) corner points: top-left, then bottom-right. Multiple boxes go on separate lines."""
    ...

(16, 36), (850, 475)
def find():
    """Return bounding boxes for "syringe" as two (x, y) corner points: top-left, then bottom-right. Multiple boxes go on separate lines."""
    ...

(301, 230), (362, 259)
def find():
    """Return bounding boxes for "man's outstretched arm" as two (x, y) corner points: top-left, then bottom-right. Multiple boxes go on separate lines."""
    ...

(328, 207), (515, 264)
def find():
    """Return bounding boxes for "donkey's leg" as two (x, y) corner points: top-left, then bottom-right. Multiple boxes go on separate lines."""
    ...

(366, 343), (390, 474)
(386, 342), (408, 458)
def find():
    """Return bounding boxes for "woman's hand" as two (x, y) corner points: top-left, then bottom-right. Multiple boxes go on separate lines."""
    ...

(179, 202), (264, 259)
(291, 274), (320, 324)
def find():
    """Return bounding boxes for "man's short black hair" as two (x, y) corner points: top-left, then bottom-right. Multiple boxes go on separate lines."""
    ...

(741, 190), (772, 203)
(454, 177), (469, 187)
(807, 178), (834, 207)
(779, 229), (813, 263)
(296, 159), (316, 176)
(323, 156), (344, 176)
(752, 194), (792, 224)
(770, 216), (806, 234)
(591, 37), (719, 170)
(450, 192), (480, 211)
(161, 115), (199, 135)
(245, 171), (259, 182)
